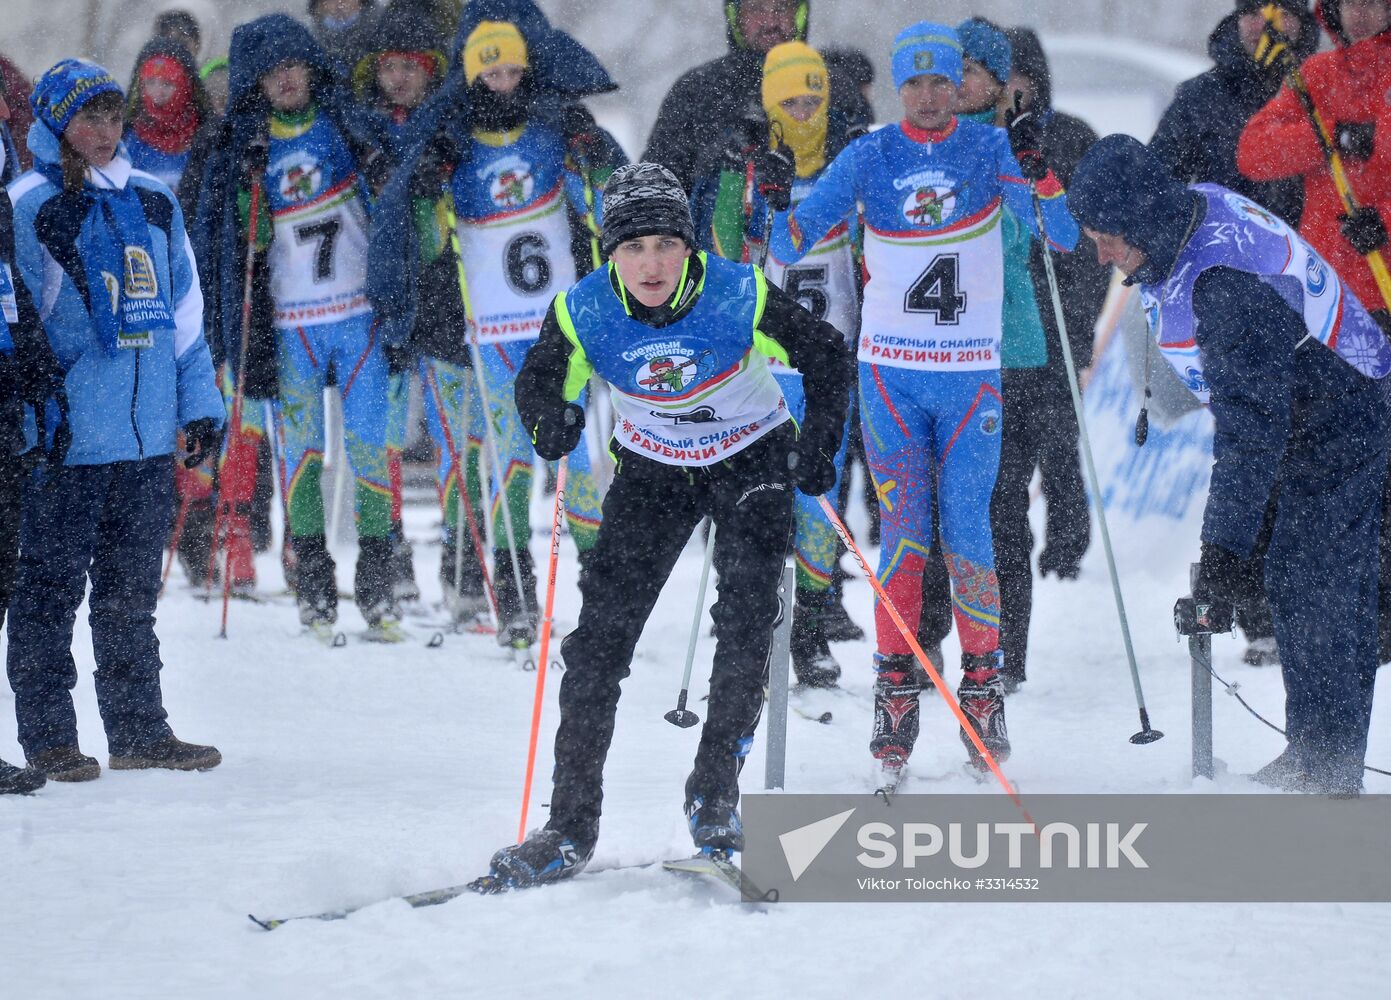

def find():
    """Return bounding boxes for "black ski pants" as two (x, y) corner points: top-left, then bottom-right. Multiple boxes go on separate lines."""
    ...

(547, 424), (796, 850)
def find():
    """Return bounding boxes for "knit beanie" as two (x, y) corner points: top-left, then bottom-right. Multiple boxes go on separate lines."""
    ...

(600, 162), (696, 255)
(463, 21), (528, 84)
(891, 22), (963, 90)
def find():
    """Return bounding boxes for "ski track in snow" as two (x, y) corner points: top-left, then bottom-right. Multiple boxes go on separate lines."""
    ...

(2, 478), (1388, 999)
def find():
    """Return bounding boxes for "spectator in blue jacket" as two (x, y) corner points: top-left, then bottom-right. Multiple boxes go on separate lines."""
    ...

(5, 60), (225, 783)
(1071, 134), (1391, 795)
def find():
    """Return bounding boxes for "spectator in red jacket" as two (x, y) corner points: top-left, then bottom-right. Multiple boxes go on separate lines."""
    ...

(1237, 0), (1391, 317)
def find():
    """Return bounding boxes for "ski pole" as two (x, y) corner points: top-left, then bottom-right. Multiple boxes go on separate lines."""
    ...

(423, 361), (499, 625)
(815, 496), (1029, 814)
(665, 519), (715, 728)
(444, 194), (534, 641)
(214, 176), (263, 638)
(1029, 186), (1163, 745)
(517, 458), (567, 843)
(1256, 8), (1391, 311)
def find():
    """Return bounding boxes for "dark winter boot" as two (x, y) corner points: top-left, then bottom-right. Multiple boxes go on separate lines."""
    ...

(355, 536), (399, 628)
(292, 534), (338, 626)
(440, 537), (488, 624)
(1250, 745), (1311, 792)
(870, 654), (921, 776)
(958, 651), (1010, 771)
(390, 522), (421, 606)
(791, 588), (842, 688)
(821, 568), (865, 642)
(28, 745), (100, 783)
(493, 547), (539, 648)
(176, 499), (217, 589)
(0, 757), (46, 794)
(684, 774), (744, 854)
(109, 737), (221, 772)
(483, 829), (592, 889)
(1242, 636), (1280, 667)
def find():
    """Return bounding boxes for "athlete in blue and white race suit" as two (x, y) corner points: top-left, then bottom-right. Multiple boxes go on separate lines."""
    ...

(197, 14), (399, 630)
(371, 5), (621, 646)
(769, 22), (1078, 775)
(1071, 134), (1391, 794)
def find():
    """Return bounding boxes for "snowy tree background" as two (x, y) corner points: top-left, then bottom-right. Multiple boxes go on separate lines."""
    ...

(7, 0), (1236, 146)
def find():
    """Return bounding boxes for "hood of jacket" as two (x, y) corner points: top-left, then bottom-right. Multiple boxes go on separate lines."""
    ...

(723, 0), (810, 52)
(447, 0), (616, 99)
(351, 6), (448, 102)
(228, 13), (341, 116)
(1070, 133), (1203, 285)
(127, 36), (212, 132)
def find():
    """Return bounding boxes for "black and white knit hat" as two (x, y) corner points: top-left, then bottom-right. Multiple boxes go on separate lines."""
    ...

(600, 162), (696, 255)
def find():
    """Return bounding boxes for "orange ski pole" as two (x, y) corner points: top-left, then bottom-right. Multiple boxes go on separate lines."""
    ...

(816, 495), (1029, 818)
(518, 458), (567, 843)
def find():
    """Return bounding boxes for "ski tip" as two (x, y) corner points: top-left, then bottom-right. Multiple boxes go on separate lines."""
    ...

(332, 631), (348, 648)
(427, 632), (445, 648)
(816, 711), (832, 724)
(248, 914), (281, 931)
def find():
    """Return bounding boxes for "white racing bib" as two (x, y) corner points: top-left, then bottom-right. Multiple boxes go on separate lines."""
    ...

(269, 175), (372, 327)
(858, 200), (1004, 372)
(765, 220), (858, 373)
(457, 182), (577, 345)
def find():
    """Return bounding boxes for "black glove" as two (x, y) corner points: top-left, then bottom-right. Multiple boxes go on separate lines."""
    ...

(754, 140), (796, 213)
(1037, 542), (1082, 581)
(182, 417), (222, 469)
(532, 402), (585, 461)
(1196, 541), (1261, 606)
(384, 342), (414, 377)
(561, 103), (603, 168)
(720, 114), (766, 171)
(1337, 121), (1376, 162)
(240, 132), (270, 183)
(15, 338), (63, 409)
(1340, 206), (1389, 255)
(410, 129), (462, 200)
(789, 433), (837, 496)
(358, 147), (392, 198)
(1005, 91), (1048, 182)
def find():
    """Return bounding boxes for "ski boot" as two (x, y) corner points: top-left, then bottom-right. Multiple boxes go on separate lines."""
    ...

(791, 588), (842, 688)
(685, 790), (744, 855)
(473, 829), (591, 892)
(356, 536), (404, 641)
(292, 534), (338, 627)
(493, 547), (539, 650)
(870, 654), (921, 787)
(958, 651), (1010, 772)
(390, 522), (422, 609)
(820, 570), (864, 642)
(440, 538), (489, 626)
(1242, 636), (1280, 666)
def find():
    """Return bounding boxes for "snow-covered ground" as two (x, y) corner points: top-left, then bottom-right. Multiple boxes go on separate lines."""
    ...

(4, 333), (1390, 997)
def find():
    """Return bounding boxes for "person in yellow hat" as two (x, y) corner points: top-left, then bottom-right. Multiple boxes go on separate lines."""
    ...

(382, 8), (624, 645)
(693, 40), (861, 690)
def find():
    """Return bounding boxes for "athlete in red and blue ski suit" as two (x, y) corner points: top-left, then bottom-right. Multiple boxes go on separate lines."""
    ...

(769, 22), (1077, 773)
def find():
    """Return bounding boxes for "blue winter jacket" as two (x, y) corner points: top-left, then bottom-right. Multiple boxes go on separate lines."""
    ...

(367, 0), (621, 350)
(193, 13), (395, 383)
(1071, 135), (1391, 556)
(6, 119), (223, 465)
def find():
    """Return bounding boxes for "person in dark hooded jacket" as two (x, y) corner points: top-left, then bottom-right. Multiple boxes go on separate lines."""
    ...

(350, 0), (452, 611)
(1071, 134), (1391, 795)
(1152, 0), (1315, 229)
(308, 0), (382, 78)
(368, 0), (624, 641)
(642, 1), (868, 193)
(195, 14), (399, 634)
